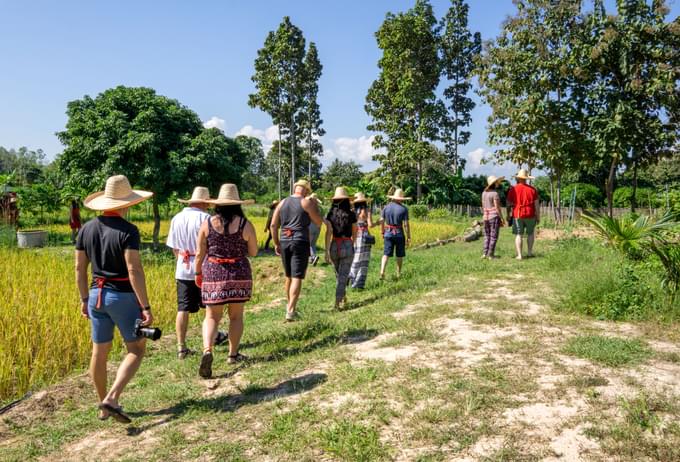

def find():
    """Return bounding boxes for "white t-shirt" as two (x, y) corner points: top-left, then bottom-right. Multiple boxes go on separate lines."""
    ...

(166, 207), (210, 280)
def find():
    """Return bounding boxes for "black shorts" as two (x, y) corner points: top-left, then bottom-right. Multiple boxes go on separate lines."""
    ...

(384, 234), (406, 258)
(176, 279), (204, 313)
(281, 240), (310, 279)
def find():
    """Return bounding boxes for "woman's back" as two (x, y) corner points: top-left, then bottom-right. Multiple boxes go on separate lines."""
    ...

(207, 215), (249, 259)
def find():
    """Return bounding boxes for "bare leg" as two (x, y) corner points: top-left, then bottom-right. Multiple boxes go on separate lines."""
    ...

(90, 341), (112, 402)
(227, 303), (244, 356)
(515, 234), (523, 259)
(202, 305), (224, 352)
(380, 255), (389, 279)
(527, 233), (535, 257)
(285, 277), (291, 305)
(176, 311), (189, 350)
(102, 338), (146, 407)
(287, 278), (303, 314)
(396, 257), (403, 278)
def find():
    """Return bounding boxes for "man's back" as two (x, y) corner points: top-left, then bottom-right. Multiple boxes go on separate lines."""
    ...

(167, 207), (210, 280)
(279, 196), (311, 241)
(382, 202), (409, 230)
(507, 183), (538, 218)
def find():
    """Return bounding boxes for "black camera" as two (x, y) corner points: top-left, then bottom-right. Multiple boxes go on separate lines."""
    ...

(134, 319), (162, 341)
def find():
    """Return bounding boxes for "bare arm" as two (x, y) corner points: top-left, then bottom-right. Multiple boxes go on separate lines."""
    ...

(534, 199), (540, 223)
(243, 220), (258, 257)
(270, 201), (283, 249)
(75, 250), (90, 318)
(367, 211), (374, 228)
(172, 249), (179, 257)
(124, 249), (152, 326)
(194, 220), (209, 273)
(302, 198), (323, 226)
(404, 220), (411, 245)
(494, 195), (504, 223)
(324, 218), (333, 263)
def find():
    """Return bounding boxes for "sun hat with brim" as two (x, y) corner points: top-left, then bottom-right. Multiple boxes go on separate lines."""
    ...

(485, 176), (505, 190)
(84, 175), (153, 211)
(293, 179), (312, 193)
(513, 169), (535, 180)
(387, 188), (412, 201)
(178, 186), (212, 204)
(209, 183), (254, 206)
(353, 192), (371, 204)
(331, 187), (351, 201)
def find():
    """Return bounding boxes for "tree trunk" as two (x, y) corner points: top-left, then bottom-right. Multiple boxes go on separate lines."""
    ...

(290, 117), (296, 194)
(416, 160), (422, 203)
(308, 127), (312, 180)
(606, 158), (618, 218)
(556, 172), (563, 225)
(152, 198), (160, 250)
(631, 160), (638, 213)
(278, 129), (282, 200)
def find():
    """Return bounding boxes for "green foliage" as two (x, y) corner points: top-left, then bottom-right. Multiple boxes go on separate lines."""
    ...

(322, 159), (363, 191)
(17, 183), (61, 222)
(0, 225), (16, 247)
(410, 204), (429, 219)
(560, 183), (604, 208)
(589, 262), (652, 320)
(563, 334), (652, 367)
(0, 146), (46, 186)
(649, 241), (680, 298)
(318, 420), (387, 461)
(613, 187), (661, 209)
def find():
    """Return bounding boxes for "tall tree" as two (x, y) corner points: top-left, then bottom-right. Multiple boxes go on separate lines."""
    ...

(57, 86), (248, 246)
(249, 17), (310, 197)
(365, 0), (445, 202)
(321, 159), (364, 191)
(301, 42), (325, 183)
(439, 0), (481, 172)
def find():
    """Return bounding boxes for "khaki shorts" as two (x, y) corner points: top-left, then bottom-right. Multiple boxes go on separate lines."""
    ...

(512, 218), (537, 236)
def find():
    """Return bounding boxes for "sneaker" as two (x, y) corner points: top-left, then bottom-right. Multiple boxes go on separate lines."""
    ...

(311, 255), (319, 266)
(285, 311), (299, 322)
(215, 331), (228, 346)
(199, 351), (213, 379)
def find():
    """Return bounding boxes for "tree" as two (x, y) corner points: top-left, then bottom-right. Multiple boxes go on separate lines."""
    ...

(264, 140), (322, 190)
(301, 42), (325, 181)
(57, 86), (247, 247)
(365, 0), (445, 202)
(439, 0), (481, 172)
(321, 159), (364, 191)
(249, 17), (313, 197)
(0, 146), (46, 185)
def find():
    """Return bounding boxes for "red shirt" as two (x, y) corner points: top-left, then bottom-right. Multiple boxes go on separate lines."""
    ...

(507, 183), (538, 219)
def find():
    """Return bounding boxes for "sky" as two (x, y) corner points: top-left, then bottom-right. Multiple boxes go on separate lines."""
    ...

(1, 0), (678, 179)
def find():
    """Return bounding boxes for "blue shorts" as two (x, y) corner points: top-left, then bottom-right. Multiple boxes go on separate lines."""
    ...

(88, 288), (142, 344)
(383, 234), (406, 258)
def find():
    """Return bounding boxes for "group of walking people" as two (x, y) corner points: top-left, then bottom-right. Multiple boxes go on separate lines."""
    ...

(74, 174), (413, 423)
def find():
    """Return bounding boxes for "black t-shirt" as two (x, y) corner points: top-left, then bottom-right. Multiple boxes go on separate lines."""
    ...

(326, 209), (357, 238)
(76, 216), (140, 292)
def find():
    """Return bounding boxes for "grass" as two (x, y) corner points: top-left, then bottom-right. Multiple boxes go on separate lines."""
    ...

(562, 334), (653, 367)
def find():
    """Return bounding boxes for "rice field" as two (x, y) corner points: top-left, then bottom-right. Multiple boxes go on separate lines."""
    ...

(2, 215), (464, 402)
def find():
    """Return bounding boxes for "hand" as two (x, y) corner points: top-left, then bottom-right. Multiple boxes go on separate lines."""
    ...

(195, 274), (203, 288)
(406, 238), (412, 248)
(80, 301), (89, 319)
(274, 244), (281, 256)
(141, 309), (153, 327)
(325, 251), (332, 265)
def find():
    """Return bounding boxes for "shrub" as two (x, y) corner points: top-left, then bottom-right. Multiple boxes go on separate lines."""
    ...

(428, 208), (452, 220)
(410, 204), (429, 219)
(560, 183), (604, 208)
(613, 187), (661, 209)
(589, 263), (652, 320)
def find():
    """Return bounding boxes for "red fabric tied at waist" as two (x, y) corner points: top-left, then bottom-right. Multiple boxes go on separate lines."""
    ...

(94, 276), (130, 309)
(357, 225), (368, 231)
(282, 228), (295, 238)
(180, 250), (195, 269)
(208, 257), (243, 265)
(385, 224), (402, 229)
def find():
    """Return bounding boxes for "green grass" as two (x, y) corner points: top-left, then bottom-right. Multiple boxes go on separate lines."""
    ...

(562, 334), (652, 367)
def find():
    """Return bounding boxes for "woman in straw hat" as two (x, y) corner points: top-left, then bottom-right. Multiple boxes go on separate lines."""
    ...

(481, 176), (506, 259)
(75, 175), (153, 424)
(380, 188), (411, 280)
(324, 187), (357, 310)
(349, 192), (376, 289)
(194, 184), (258, 378)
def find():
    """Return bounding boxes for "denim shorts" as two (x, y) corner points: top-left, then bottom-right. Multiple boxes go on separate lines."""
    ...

(88, 288), (142, 344)
(383, 233), (406, 258)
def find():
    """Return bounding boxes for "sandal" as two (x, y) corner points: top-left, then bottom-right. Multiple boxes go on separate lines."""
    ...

(199, 351), (213, 379)
(227, 353), (247, 364)
(98, 403), (131, 424)
(177, 348), (193, 360)
(215, 331), (229, 346)
(97, 406), (110, 421)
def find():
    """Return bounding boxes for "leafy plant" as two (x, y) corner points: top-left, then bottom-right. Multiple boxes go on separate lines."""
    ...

(649, 241), (680, 300)
(410, 204), (429, 219)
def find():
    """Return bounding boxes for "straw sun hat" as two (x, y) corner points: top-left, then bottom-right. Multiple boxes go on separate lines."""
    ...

(331, 187), (351, 201)
(387, 188), (411, 201)
(485, 176), (505, 190)
(514, 169), (535, 180)
(353, 192), (371, 204)
(210, 183), (254, 206)
(84, 175), (153, 211)
(178, 186), (212, 204)
(293, 179), (312, 193)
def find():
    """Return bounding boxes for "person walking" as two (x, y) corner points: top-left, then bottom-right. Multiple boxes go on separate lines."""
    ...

(481, 176), (505, 259)
(167, 186), (227, 360)
(349, 192), (376, 289)
(379, 188), (411, 280)
(324, 187), (357, 310)
(308, 193), (322, 266)
(263, 200), (279, 251)
(506, 169), (540, 260)
(75, 175), (153, 424)
(270, 179), (324, 322)
(194, 184), (258, 378)
(69, 199), (82, 244)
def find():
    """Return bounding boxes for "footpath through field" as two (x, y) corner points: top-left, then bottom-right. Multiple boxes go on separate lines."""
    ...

(2, 233), (680, 461)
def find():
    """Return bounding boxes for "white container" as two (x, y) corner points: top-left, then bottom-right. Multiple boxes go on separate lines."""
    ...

(17, 230), (48, 248)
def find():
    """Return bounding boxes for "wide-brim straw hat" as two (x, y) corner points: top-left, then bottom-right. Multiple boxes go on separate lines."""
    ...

(84, 175), (153, 211)
(353, 192), (371, 204)
(387, 188), (411, 201)
(331, 187), (351, 201)
(269, 200), (280, 209)
(209, 183), (254, 206)
(178, 186), (212, 204)
(514, 169), (535, 180)
(293, 179), (312, 193)
(308, 193), (322, 204)
(485, 176), (505, 190)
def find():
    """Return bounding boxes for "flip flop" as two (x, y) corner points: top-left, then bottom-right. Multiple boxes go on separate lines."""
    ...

(97, 406), (110, 421)
(227, 353), (247, 364)
(177, 348), (193, 360)
(98, 403), (131, 424)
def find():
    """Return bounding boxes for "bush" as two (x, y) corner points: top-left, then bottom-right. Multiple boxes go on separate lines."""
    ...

(560, 183), (604, 208)
(613, 187), (661, 209)
(428, 208), (452, 220)
(589, 263), (652, 320)
(410, 204), (429, 219)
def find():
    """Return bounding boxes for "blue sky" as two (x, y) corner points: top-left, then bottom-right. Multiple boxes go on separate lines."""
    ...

(1, 0), (677, 178)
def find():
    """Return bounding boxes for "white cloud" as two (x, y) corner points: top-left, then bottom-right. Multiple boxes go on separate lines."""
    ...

(323, 135), (383, 171)
(203, 116), (226, 131)
(465, 147), (488, 171)
(234, 124), (279, 153)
